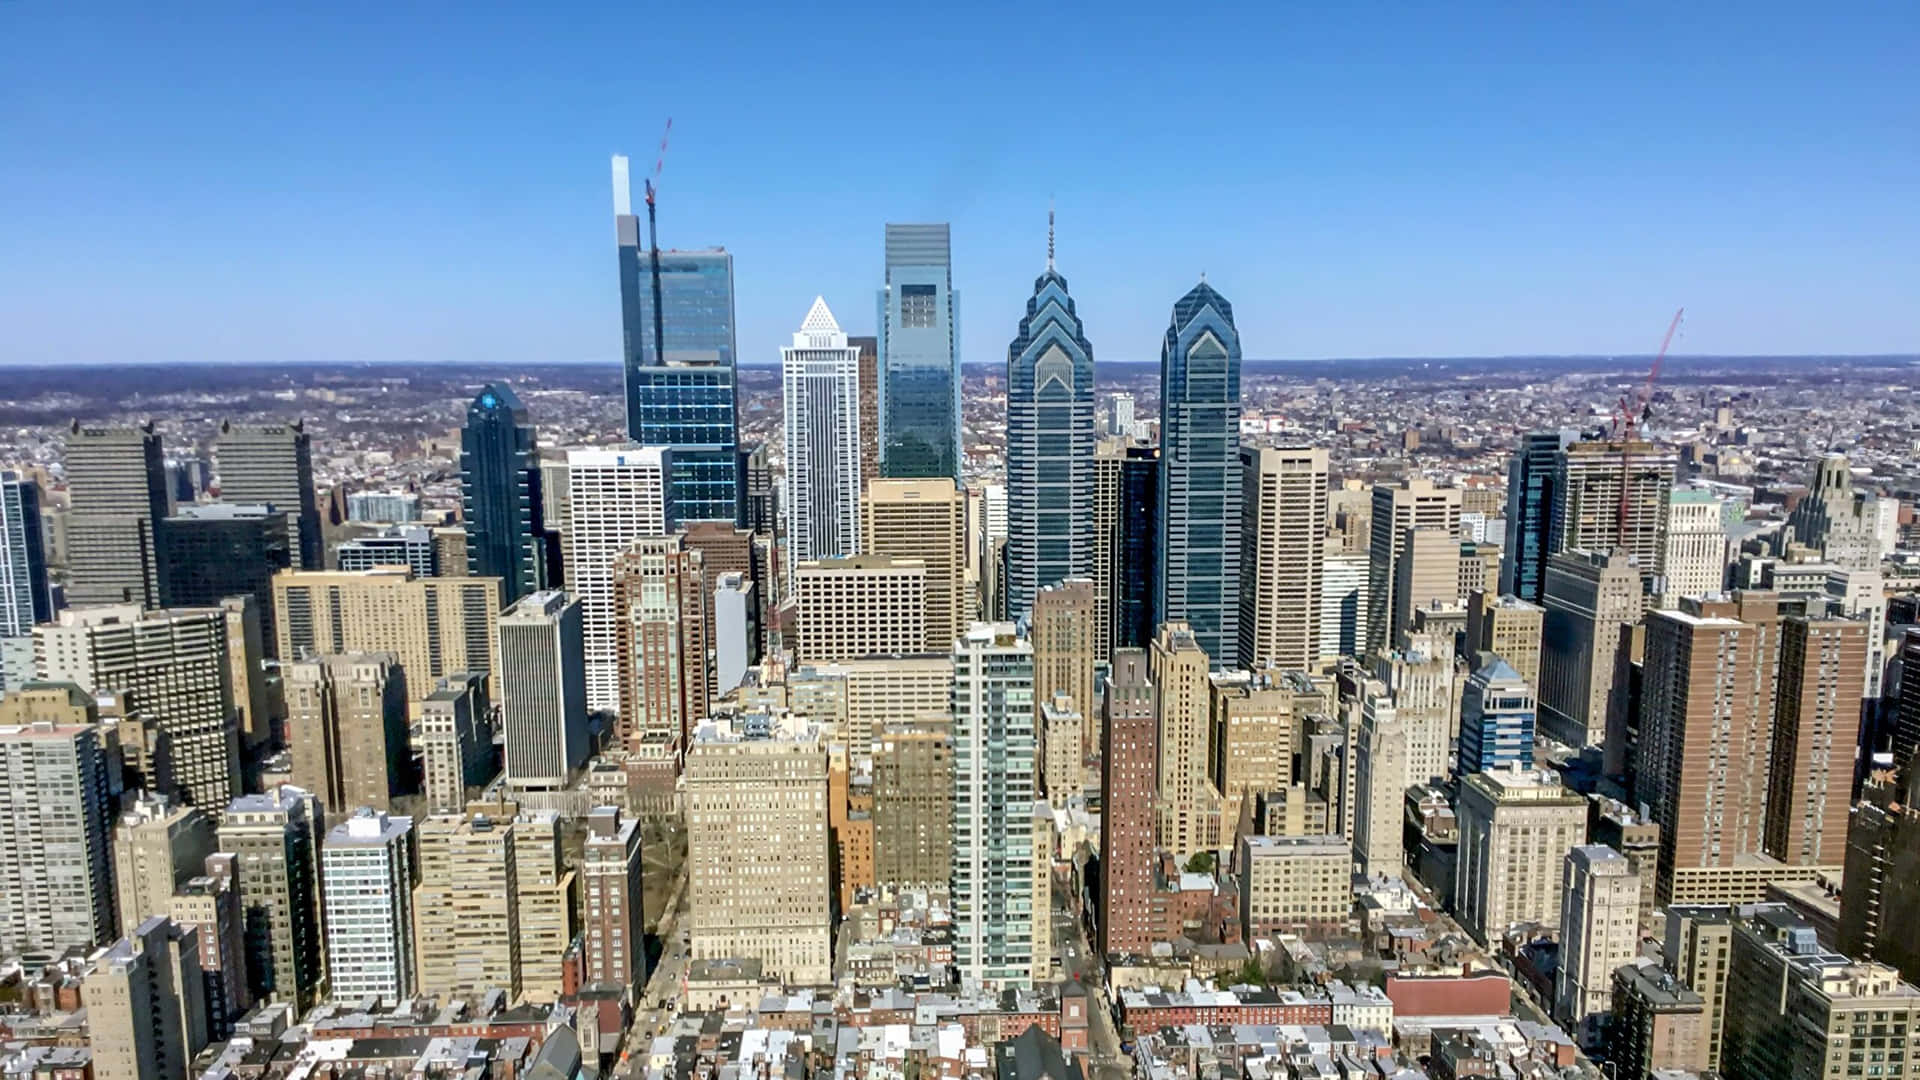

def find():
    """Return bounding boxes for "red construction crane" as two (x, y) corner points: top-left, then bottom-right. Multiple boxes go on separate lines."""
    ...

(1617, 307), (1685, 546)
(644, 119), (672, 372)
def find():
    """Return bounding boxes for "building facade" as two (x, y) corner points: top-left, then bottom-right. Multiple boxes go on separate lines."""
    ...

(1238, 446), (1328, 671)
(319, 809), (415, 1004)
(782, 297), (863, 576)
(952, 624), (1037, 988)
(877, 223), (960, 480)
(562, 446), (672, 710)
(1157, 282), (1243, 667)
(461, 383), (547, 603)
(498, 590), (589, 788)
(65, 422), (170, 608)
(862, 478), (966, 653)
(215, 421), (321, 570)
(0, 709), (114, 957)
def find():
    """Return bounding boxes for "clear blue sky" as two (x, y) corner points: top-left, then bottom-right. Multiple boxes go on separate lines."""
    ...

(2, 3), (1915, 368)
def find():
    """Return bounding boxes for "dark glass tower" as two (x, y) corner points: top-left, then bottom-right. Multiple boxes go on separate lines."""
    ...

(613, 157), (741, 525)
(1004, 238), (1095, 622)
(1499, 429), (1575, 604)
(1156, 281), (1243, 667)
(1114, 444), (1159, 652)
(462, 383), (545, 605)
(878, 224), (961, 481)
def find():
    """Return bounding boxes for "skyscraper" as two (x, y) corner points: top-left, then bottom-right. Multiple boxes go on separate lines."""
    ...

(1152, 621), (1224, 855)
(217, 786), (324, 1010)
(498, 590), (589, 789)
(1238, 446), (1328, 670)
(781, 297), (863, 576)
(1352, 696), (1405, 876)
(1157, 281), (1244, 667)
(1538, 548), (1645, 748)
(1765, 614), (1867, 866)
(792, 556), (928, 663)
(580, 806), (643, 990)
(613, 158), (740, 524)
(112, 795), (214, 937)
(872, 718), (954, 889)
(1550, 438), (1677, 582)
(611, 535), (708, 752)
(0, 471), (52, 638)
(86, 916), (206, 1080)
(1031, 579), (1098, 765)
(951, 623), (1036, 988)
(215, 421), (322, 571)
(1459, 656), (1537, 774)
(1454, 766), (1589, 944)
(1004, 239), (1096, 621)
(284, 653), (411, 815)
(0, 699), (115, 957)
(270, 568), (503, 706)
(878, 224), (960, 480)
(1499, 430), (1574, 604)
(65, 422), (170, 608)
(461, 383), (547, 604)
(319, 809), (415, 1005)
(1100, 649), (1156, 960)
(1789, 453), (1886, 571)
(1365, 479), (1461, 657)
(1662, 486), (1730, 604)
(159, 504), (291, 655)
(562, 445), (672, 710)
(1556, 845), (1642, 1048)
(418, 672), (490, 814)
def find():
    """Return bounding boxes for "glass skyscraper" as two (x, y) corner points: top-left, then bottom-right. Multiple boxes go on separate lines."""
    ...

(1003, 253), (1095, 622)
(1499, 429), (1576, 604)
(613, 156), (741, 525)
(1114, 443), (1159, 651)
(878, 224), (961, 481)
(462, 383), (546, 604)
(1156, 281), (1243, 668)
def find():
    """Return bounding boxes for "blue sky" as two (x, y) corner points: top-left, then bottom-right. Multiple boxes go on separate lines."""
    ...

(2, 3), (1915, 368)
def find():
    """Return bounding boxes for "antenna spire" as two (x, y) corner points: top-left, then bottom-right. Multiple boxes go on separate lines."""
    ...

(1047, 199), (1056, 271)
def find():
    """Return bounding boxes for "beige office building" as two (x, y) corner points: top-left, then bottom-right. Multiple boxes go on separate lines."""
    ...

(685, 715), (832, 986)
(1538, 548), (1645, 747)
(1238, 446), (1328, 671)
(1040, 692), (1084, 801)
(271, 568), (502, 708)
(862, 478), (966, 653)
(1208, 670), (1297, 841)
(1391, 527), (1461, 650)
(792, 556), (927, 663)
(1465, 590), (1544, 687)
(1152, 622), (1224, 855)
(1551, 439), (1676, 579)
(1454, 766), (1588, 943)
(1556, 845), (1642, 1048)
(836, 653), (951, 759)
(285, 653), (410, 815)
(1031, 579), (1098, 760)
(1353, 696), (1406, 877)
(113, 796), (215, 934)
(1365, 479), (1461, 656)
(872, 718), (954, 888)
(86, 917), (207, 1080)
(411, 804), (570, 1002)
(1238, 835), (1351, 938)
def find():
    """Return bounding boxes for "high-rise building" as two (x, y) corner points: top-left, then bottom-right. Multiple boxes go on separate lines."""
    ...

(37, 605), (239, 809)
(0, 699), (115, 956)
(167, 856), (249, 1040)
(1662, 486), (1729, 604)
(506, 809), (573, 1002)
(462, 383), (547, 604)
(334, 524), (437, 578)
(580, 806), (643, 990)
(65, 422), (170, 607)
(432, 526), (469, 579)
(1555, 845), (1642, 1047)
(861, 478), (966, 653)
(1373, 636), (1458, 788)
(1352, 696), (1405, 877)
(112, 795), (215, 935)
(159, 504), (291, 655)
(952, 623), (1037, 988)
(1538, 548), (1645, 747)
(1459, 656), (1537, 774)
(1392, 527), (1462, 647)
(849, 334), (880, 487)
(218, 596), (271, 752)
(1238, 835), (1352, 939)
(1790, 453), (1886, 571)
(1500, 430), (1575, 604)
(1157, 282), (1243, 667)
(1454, 766), (1589, 944)
(836, 654), (951, 759)
(1319, 552), (1369, 661)
(612, 159), (739, 523)
(498, 590), (589, 789)
(1031, 579), (1097, 765)
(0, 472), (52, 677)
(1897, 628), (1920, 784)
(1108, 392), (1136, 438)
(418, 671), (491, 813)
(563, 446), (672, 710)
(217, 786), (323, 1010)
(1095, 439), (1159, 658)
(1723, 905), (1920, 1080)
(320, 808), (415, 1005)
(872, 718), (954, 888)
(413, 807), (532, 1000)
(86, 916), (206, 1080)
(792, 556), (927, 662)
(1208, 669), (1296, 841)
(1366, 479), (1461, 656)
(782, 297), (863, 576)
(686, 714), (832, 986)
(1238, 446), (1328, 671)
(1039, 692), (1084, 801)
(611, 535), (708, 752)
(1766, 615), (1867, 866)
(271, 568), (503, 706)
(284, 653), (411, 815)
(1664, 904), (1736, 1073)
(1840, 772), (1920, 984)
(877, 223), (960, 480)
(215, 421), (321, 570)
(1100, 649), (1157, 959)
(1550, 439), (1677, 581)
(1152, 622), (1224, 855)
(1606, 960), (1709, 1080)
(1004, 245), (1096, 621)
(1465, 591), (1544, 688)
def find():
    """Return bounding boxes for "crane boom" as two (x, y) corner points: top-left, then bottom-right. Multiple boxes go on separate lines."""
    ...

(1617, 307), (1685, 547)
(644, 119), (672, 374)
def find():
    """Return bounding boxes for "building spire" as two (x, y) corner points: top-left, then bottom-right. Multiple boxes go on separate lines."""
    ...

(1047, 199), (1056, 272)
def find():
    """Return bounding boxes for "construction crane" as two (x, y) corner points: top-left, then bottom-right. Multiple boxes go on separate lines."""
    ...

(644, 118), (672, 374)
(1616, 307), (1685, 546)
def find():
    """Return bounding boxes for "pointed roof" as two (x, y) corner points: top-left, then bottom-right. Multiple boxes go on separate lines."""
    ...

(1473, 655), (1524, 684)
(800, 295), (841, 334)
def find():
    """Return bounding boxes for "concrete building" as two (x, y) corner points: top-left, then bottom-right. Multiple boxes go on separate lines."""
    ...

(498, 590), (589, 789)
(1662, 486), (1729, 604)
(217, 786), (324, 1010)
(876, 223), (960, 481)
(215, 420), (321, 570)
(1391, 527), (1461, 649)
(1040, 692), (1084, 801)
(159, 503), (291, 655)
(580, 806), (643, 990)
(1454, 766), (1589, 944)
(1501, 429), (1577, 605)
(1841, 771), (1920, 984)
(1538, 548), (1645, 748)
(782, 297), (863, 577)
(112, 796), (215, 935)
(1549, 439), (1676, 583)
(218, 597), (272, 751)
(1555, 845), (1642, 1048)
(1237, 446), (1327, 671)
(0, 472), (54, 676)
(86, 917), (206, 1080)
(872, 718), (954, 889)
(1663, 905), (1735, 1072)
(839, 654), (952, 760)
(166, 858), (248, 1040)
(1208, 669), (1297, 844)
(333, 524), (436, 577)
(1318, 552), (1369, 662)
(1765, 614), (1867, 866)
(712, 572), (757, 697)
(1605, 960), (1709, 1080)
(320, 808), (415, 1005)
(1365, 479), (1461, 657)
(952, 623), (1038, 988)
(270, 568), (503, 708)
(1095, 439), (1160, 660)
(1238, 835), (1351, 939)
(1789, 453), (1886, 571)
(417, 671), (491, 814)
(1152, 622), (1223, 856)
(1373, 636), (1458, 787)
(611, 535), (708, 751)
(413, 808), (523, 1000)
(1101, 649), (1158, 959)
(561, 445), (672, 711)
(1458, 656), (1536, 774)
(507, 810), (573, 1002)
(862, 479), (966, 653)
(37, 605), (239, 810)
(0, 705), (115, 956)
(1353, 696), (1406, 877)
(685, 715), (832, 986)
(285, 653), (410, 815)
(1465, 591), (1544, 688)
(792, 556), (927, 662)
(64, 422), (170, 608)
(1031, 579), (1098, 766)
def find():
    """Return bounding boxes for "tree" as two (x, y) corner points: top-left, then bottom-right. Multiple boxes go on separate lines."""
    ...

(1184, 851), (1216, 875)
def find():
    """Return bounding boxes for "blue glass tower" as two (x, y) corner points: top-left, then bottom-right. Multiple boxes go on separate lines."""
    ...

(1156, 281), (1243, 667)
(462, 383), (545, 605)
(614, 157), (741, 525)
(1459, 656), (1538, 773)
(1004, 229), (1095, 622)
(1499, 429), (1575, 604)
(878, 224), (961, 481)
